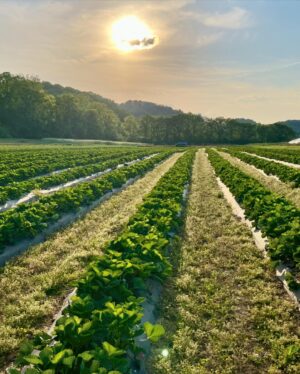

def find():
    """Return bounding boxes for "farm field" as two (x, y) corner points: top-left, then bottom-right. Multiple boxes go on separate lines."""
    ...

(243, 146), (300, 165)
(0, 143), (300, 373)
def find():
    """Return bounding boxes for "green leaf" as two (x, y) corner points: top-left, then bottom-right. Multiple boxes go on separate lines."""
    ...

(24, 354), (43, 365)
(19, 341), (34, 356)
(7, 369), (21, 374)
(39, 347), (53, 364)
(24, 369), (40, 374)
(79, 320), (93, 334)
(144, 322), (165, 343)
(78, 351), (94, 362)
(62, 355), (75, 368)
(51, 349), (72, 364)
(102, 342), (125, 357)
(51, 350), (65, 364)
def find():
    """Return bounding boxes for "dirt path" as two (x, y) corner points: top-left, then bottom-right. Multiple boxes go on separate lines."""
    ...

(216, 176), (300, 307)
(218, 150), (300, 209)
(0, 152), (182, 370)
(150, 150), (300, 374)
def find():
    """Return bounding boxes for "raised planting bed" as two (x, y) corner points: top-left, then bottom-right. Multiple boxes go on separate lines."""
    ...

(0, 152), (172, 251)
(9, 150), (196, 374)
(207, 149), (300, 288)
(221, 148), (300, 187)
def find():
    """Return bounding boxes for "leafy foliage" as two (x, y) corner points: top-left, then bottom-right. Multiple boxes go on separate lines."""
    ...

(0, 152), (172, 250)
(208, 150), (300, 273)
(222, 147), (300, 187)
(0, 148), (158, 203)
(0, 73), (295, 144)
(11, 150), (196, 373)
(243, 147), (300, 165)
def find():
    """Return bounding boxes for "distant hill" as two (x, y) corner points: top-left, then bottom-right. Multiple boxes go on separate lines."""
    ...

(0, 72), (295, 144)
(235, 118), (257, 125)
(235, 118), (300, 137)
(119, 100), (181, 117)
(42, 81), (128, 120)
(279, 120), (300, 135)
(43, 84), (181, 119)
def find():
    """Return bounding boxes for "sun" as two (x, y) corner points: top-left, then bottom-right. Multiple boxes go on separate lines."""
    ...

(111, 15), (157, 52)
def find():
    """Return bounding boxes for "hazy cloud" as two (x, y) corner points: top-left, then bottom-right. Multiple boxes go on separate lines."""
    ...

(197, 32), (223, 47)
(0, 0), (299, 123)
(129, 37), (157, 48)
(188, 7), (251, 30)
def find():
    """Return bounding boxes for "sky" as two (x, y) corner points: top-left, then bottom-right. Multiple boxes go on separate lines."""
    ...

(0, 0), (300, 123)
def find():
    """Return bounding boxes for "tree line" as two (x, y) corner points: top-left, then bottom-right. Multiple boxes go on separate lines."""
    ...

(0, 72), (295, 144)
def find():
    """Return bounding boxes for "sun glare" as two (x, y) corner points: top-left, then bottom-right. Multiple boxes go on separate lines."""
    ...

(111, 15), (157, 52)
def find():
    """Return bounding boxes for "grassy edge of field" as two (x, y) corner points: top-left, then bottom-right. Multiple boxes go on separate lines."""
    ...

(242, 146), (300, 164)
(148, 149), (300, 374)
(0, 138), (152, 146)
(218, 150), (300, 209)
(0, 152), (182, 370)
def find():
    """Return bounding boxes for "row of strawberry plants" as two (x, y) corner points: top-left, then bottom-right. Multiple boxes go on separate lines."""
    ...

(207, 150), (300, 284)
(10, 150), (196, 374)
(0, 152), (172, 251)
(240, 147), (300, 165)
(0, 147), (164, 173)
(0, 147), (115, 174)
(0, 150), (158, 205)
(0, 148), (155, 186)
(0, 149), (79, 171)
(0, 147), (136, 172)
(221, 147), (300, 187)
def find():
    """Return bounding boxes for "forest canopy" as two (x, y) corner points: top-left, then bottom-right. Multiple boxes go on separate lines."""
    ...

(0, 72), (295, 144)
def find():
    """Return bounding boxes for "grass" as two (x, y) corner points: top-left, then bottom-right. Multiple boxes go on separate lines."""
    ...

(0, 153), (182, 371)
(0, 138), (151, 146)
(254, 144), (300, 150)
(149, 149), (300, 373)
(218, 150), (300, 209)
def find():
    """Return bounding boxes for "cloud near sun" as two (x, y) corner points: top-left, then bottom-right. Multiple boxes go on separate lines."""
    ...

(111, 15), (158, 52)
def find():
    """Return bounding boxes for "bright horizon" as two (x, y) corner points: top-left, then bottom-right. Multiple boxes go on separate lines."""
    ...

(1, 0), (300, 124)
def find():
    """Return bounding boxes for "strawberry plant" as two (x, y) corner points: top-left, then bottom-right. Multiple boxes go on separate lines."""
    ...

(240, 147), (300, 165)
(0, 149), (158, 204)
(0, 152), (172, 251)
(208, 149), (300, 271)
(222, 148), (300, 187)
(11, 150), (196, 373)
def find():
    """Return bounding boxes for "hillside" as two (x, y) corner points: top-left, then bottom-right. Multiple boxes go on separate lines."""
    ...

(235, 118), (257, 125)
(0, 72), (296, 144)
(42, 81), (128, 120)
(119, 100), (181, 117)
(280, 120), (300, 135)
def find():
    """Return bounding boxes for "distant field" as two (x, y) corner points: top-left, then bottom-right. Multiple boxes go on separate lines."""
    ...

(255, 143), (300, 150)
(0, 137), (151, 146)
(1, 144), (300, 374)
